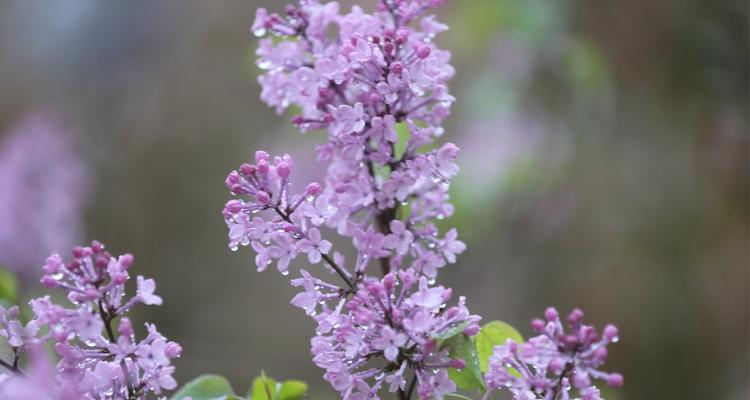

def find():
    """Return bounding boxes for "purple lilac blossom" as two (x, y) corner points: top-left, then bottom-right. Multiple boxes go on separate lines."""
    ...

(224, 1), (623, 398)
(0, 114), (90, 274)
(223, 0), (475, 397)
(302, 268), (479, 399)
(0, 241), (180, 399)
(484, 308), (623, 400)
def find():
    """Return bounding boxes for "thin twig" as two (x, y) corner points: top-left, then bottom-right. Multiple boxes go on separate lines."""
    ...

(0, 358), (26, 378)
(273, 206), (357, 291)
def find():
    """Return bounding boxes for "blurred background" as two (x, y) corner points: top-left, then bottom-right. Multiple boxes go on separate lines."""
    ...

(0, 0), (747, 398)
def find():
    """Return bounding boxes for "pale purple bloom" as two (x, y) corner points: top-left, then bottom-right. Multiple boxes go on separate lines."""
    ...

(372, 327), (407, 361)
(137, 275), (163, 306)
(297, 228), (332, 264)
(0, 114), (90, 275)
(330, 103), (367, 136)
(439, 228), (466, 264)
(384, 220), (414, 256)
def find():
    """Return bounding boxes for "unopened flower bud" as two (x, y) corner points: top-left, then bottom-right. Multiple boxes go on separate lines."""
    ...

(306, 182), (322, 197)
(255, 190), (271, 205)
(416, 45), (431, 59)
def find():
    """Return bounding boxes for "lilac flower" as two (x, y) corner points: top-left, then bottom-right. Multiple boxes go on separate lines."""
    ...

(297, 228), (333, 264)
(485, 308), (623, 400)
(0, 114), (90, 275)
(439, 228), (466, 264)
(0, 241), (180, 399)
(302, 269), (480, 399)
(384, 220), (414, 256)
(137, 275), (163, 305)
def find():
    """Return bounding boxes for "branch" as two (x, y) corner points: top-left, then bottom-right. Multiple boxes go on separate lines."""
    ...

(273, 207), (357, 291)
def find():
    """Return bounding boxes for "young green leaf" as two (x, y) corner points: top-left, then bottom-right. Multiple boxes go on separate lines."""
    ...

(0, 266), (18, 304)
(429, 320), (472, 341)
(278, 380), (307, 400)
(445, 334), (486, 392)
(251, 372), (278, 400)
(170, 374), (240, 400)
(475, 320), (523, 373)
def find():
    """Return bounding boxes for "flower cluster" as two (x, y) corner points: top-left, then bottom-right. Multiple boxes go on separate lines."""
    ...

(247, 0), (463, 277)
(299, 269), (479, 398)
(223, 1), (477, 397)
(231, 0), (465, 282)
(484, 308), (623, 400)
(0, 241), (180, 399)
(224, 1), (623, 398)
(0, 113), (90, 275)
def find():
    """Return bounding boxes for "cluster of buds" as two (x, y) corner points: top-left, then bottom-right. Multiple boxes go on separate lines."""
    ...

(484, 308), (623, 400)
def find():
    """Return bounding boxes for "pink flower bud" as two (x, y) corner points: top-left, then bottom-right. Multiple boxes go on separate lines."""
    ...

(607, 373), (624, 387)
(257, 160), (269, 174)
(548, 357), (566, 374)
(390, 61), (403, 74)
(120, 254), (134, 269)
(603, 324), (619, 342)
(255, 190), (271, 205)
(118, 317), (133, 337)
(165, 342), (183, 358)
(255, 150), (269, 163)
(463, 323), (479, 336)
(72, 246), (86, 258)
(84, 288), (99, 300)
(225, 199), (243, 214)
(305, 182), (322, 196)
(531, 318), (545, 332)
(416, 45), (431, 59)
(276, 162), (291, 179)
(239, 163), (253, 176)
(544, 307), (559, 321)
(567, 308), (584, 326)
(450, 358), (466, 369)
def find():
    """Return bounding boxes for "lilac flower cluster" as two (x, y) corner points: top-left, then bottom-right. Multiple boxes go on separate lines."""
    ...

(301, 269), (479, 399)
(484, 308), (623, 400)
(248, 0), (462, 272)
(0, 114), (90, 275)
(0, 241), (180, 399)
(222, 0), (481, 397)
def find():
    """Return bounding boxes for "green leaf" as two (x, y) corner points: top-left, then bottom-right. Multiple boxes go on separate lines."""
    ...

(430, 320), (472, 341)
(171, 374), (240, 400)
(394, 122), (410, 159)
(251, 372), (278, 400)
(445, 334), (486, 393)
(475, 320), (524, 373)
(0, 266), (18, 304)
(278, 380), (307, 400)
(251, 373), (307, 400)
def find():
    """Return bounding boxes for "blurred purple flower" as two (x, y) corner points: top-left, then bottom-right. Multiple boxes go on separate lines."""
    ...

(0, 114), (90, 274)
